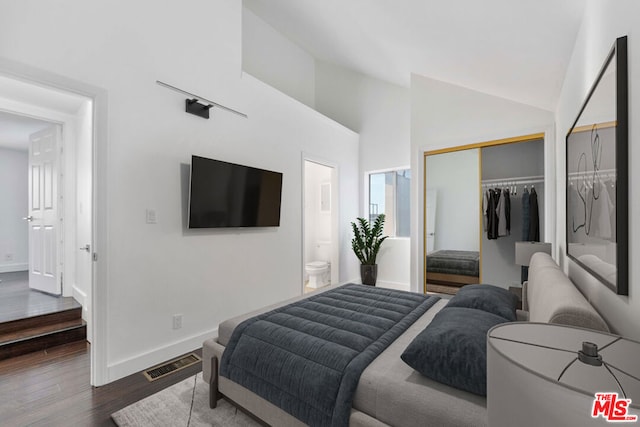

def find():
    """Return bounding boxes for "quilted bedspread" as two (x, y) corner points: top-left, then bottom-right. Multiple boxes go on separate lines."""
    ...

(426, 250), (480, 277)
(219, 284), (439, 427)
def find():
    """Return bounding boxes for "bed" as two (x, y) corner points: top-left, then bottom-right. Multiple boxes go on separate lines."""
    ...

(203, 284), (490, 427)
(426, 249), (480, 287)
(202, 253), (610, 427)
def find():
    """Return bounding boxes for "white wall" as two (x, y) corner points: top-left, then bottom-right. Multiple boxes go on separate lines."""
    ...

(410, 74), (555, 292)
(0, 147), (28, 273)
(426, 149), (480, 251)
(315, 61), (411, 285)
(239, 13), (412, 287)
(555, 0), (640, 339)
(242, 7), (315, 109)
(315, 61), (411, 173)
(0, 0), (359, 383)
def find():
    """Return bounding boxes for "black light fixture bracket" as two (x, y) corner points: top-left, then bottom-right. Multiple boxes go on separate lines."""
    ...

(156, 80), (247, 120)
(186, 98), (212, 119)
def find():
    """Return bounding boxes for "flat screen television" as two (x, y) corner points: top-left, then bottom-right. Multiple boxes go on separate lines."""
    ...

(188, 155), (283, 228)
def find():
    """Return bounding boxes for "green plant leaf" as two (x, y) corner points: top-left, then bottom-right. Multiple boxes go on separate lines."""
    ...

(350, 214), (388, 265)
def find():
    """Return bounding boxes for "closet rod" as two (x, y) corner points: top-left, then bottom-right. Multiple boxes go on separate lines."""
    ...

(481, 174), (544, 185)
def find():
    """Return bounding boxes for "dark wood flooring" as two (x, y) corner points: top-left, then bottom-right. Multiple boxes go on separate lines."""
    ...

(0, 272), (203, 426)
(0, 271), (79, 323)
(426, 283), (461, 295)
(0, 341), (203, 426)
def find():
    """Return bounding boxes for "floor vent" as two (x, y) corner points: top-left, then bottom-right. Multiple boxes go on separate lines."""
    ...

(143, 353), (201, 382)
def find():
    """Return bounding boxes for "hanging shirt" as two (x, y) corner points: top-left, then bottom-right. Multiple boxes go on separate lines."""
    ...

(482, 190), (488, 232)
(487, 189), (499, 240)
(497, 188), (508, 237)
(505, 188), (511, 235)
(529, 187), (540, 242)
(522, 187), (530, 241)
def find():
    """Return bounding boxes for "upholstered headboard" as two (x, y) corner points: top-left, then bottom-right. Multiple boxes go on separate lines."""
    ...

(523, 253), (610, 332)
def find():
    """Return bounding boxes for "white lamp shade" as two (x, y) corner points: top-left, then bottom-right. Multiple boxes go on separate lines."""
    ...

(515, 242), (552, 266)
(488, 323), (640, 427)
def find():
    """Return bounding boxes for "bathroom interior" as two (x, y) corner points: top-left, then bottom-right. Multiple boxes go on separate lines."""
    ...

(303, 160), (335, 293)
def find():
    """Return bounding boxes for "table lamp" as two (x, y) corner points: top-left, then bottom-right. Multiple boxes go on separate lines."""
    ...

(488, 322), (640, 426)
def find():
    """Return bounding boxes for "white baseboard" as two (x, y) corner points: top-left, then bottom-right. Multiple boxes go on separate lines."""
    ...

(107, 327), (218, 383)
(344, 278), (410, 292)
(71, 285), (89, 326)
(72, 285), (87, 306)
(0, 263), (28, 274)
(376, 280), (411, 291)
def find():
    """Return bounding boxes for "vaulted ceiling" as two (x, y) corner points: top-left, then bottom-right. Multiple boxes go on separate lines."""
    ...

(245, 0), (586, 111)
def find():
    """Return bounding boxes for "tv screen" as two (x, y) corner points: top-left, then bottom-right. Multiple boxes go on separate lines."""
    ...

(188, 155), (283, 228)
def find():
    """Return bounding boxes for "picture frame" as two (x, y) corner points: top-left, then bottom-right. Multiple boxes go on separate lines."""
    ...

(566, 36), (628, 295)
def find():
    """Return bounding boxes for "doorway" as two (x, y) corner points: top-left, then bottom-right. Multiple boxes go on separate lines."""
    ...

(0, 79), (94, 354)
(0, 113), (63, 317)
(303, 158), (338, 294)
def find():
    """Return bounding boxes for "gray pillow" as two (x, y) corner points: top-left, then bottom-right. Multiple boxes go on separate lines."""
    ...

(446, 284), (518, 321)
(400, 307), (507, 396)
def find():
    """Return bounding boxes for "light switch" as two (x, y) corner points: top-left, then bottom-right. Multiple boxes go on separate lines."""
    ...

(146, 208), (157, 224)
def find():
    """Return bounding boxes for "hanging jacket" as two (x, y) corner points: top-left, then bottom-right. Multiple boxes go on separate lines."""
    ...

(487, 189), (499, 240)
(497, 188), (507, 237)
(522, 187), (530, 241)
(505, 188), (511, 234)
(529, 187), (540, 242)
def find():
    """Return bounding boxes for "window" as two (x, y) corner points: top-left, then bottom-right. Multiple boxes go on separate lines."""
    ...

(368, 169), (410, 237)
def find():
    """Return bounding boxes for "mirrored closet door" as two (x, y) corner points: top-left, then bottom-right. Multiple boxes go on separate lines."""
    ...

(424, 134), (545, 294)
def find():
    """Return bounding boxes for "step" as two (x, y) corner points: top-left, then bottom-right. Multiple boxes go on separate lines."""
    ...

(0, 305), (82, 335)
(0, 318), (84, 344)
(0, 320), (86, 360)
(0, 293), (82, 324)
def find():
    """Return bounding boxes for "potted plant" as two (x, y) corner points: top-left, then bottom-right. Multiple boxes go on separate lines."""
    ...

(351, 214), (388, 286)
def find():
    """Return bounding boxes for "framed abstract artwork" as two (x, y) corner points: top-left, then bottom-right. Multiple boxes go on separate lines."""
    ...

(566, 36), (628, 295)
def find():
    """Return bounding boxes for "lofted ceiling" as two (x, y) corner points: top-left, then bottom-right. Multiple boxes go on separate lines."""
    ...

(244, 0), (586, 111)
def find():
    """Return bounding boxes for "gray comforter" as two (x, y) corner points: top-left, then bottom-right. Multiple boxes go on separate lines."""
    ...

(219, 284), (439, 427)
(426, 250), (480, 276)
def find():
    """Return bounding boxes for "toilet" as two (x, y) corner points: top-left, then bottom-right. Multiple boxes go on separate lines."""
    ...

(305, 261), (330, 288)
(305, 241), (331, 288)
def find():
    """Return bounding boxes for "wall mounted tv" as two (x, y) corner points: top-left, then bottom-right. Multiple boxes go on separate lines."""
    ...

(188, 155), (283, 228)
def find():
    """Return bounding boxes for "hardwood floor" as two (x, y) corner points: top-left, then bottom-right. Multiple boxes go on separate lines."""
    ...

(0, 342), (203, 426)
(0, 271), (86, 360)
(0, 272), (202, 426)
(0, 271), (79, 323)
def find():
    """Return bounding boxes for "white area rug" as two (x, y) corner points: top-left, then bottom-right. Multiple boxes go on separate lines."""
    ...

(111, 373), (261, 427)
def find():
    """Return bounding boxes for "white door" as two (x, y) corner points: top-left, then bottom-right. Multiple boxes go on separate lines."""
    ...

(27, 125), (62, 295)
(76, 111), (93, 339)
(426, 190), (437, 253)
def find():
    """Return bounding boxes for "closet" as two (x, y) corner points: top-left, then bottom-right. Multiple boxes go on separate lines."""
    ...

(480, 140), (545, 286)
(424, 134), (545, 293)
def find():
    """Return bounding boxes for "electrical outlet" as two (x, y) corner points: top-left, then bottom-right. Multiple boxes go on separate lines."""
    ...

(4, 253), (13, 262)
(172, 314), (183, 330)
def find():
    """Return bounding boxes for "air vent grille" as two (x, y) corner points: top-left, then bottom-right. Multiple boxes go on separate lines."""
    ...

(143, 353), (201, 382)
